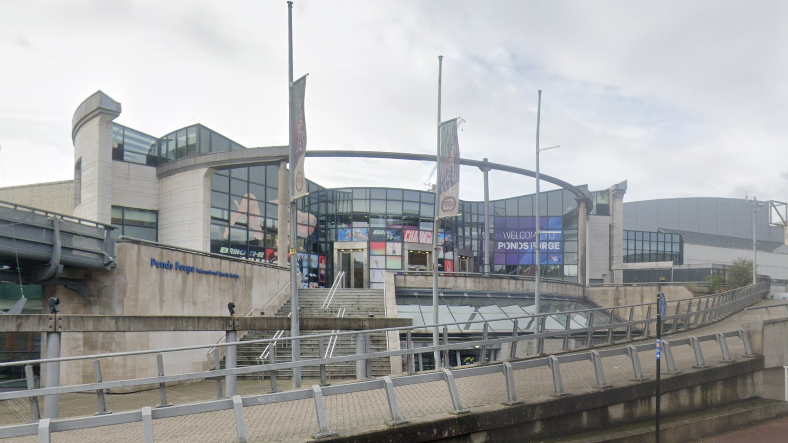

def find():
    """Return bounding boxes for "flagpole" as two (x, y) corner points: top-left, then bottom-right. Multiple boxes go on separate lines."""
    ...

(534, 90), (542, 326)
(432, 55), (443, 368)
(287, 0), (301, 388)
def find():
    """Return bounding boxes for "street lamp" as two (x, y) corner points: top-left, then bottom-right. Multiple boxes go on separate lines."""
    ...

(534, 89), (559, 321)
(745, 196), (763, 285)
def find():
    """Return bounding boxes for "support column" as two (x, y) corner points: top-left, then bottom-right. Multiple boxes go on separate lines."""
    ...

(576, 199), (588, 287)
(609, 182), (627, 285)
(225, 330), (237, 397)
(479, 158), (491, 276)
(43, 332), (61, 419)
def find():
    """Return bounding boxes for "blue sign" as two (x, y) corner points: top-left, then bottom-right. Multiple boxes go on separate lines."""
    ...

(150, 258), (239, 279)
(656, 338), (661, 360)
(658, 293), (667, 320)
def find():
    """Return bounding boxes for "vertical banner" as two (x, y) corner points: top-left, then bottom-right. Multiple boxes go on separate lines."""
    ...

(438, 118), (460, 219)
(292, 75), (308, 199)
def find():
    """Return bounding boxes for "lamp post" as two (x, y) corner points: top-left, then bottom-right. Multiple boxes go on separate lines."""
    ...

(534, 90), (559, 320)
(745, 196), (763, 285)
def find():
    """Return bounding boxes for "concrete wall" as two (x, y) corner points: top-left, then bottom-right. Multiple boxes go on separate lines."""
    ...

(72, 93), (120, 225)
(0, 180), (75, 215)
(685, 244), (788, 281)
(111, 161), (158, 211)
(158, 168), (212, 251)
(587, 215), (611, 283)
(43, 241), (289, 386)
(393, 274), (585, 298)
(339, 357), (763, 443)
(584, 284), (694, 320)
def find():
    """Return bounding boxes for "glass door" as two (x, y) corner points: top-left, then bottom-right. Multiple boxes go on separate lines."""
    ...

(338, 250), (366, 288)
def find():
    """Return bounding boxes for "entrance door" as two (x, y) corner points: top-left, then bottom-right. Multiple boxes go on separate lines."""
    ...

(339, 250), (366, 288)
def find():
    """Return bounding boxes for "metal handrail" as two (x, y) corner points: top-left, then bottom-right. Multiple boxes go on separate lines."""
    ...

(0, 323), (755, 441)
(258, 312), (292, 361)
(325, 308), (346, 359)
(321, 271), (345, 310)
(207, 275), (298, 357)
(262, 273), (300, 312)
(0, 282), (767, 371)
(395, 270), (584, 286)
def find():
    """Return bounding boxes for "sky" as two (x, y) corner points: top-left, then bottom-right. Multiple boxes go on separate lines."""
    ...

(1, 0), (787, 204)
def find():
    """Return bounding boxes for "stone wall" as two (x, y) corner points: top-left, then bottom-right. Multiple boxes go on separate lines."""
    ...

(393, 274), (584, 298)
(43, 241), (289, 386)
(0, 181), (75, 215)
(584, 284), (694, 320)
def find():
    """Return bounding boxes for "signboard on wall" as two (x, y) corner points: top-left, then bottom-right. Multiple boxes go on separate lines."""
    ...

(404, 230), (432, 244)
(492, 216), (564, 266)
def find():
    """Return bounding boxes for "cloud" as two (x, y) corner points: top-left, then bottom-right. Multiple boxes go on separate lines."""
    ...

(1, 0), (787, 207)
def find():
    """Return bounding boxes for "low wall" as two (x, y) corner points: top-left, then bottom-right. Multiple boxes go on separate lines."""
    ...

(42, 242), (290, 386)
(323, 357), (764, 443)
(745, 316), (788, 401)
(394, 274), (584, 298)
(584, 284), (694, 320)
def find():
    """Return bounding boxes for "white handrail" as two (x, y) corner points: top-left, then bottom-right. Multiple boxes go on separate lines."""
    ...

(259, 312), (292, 361)
(326, 308), (345, 358)
(321, 271), (345, 310)
(208, 275), (298, 357)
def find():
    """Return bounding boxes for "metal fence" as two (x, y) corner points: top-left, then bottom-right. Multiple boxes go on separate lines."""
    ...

(0, 283), (768, 441)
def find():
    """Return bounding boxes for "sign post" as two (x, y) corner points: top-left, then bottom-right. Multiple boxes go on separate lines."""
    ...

(655, 291), (666, 442)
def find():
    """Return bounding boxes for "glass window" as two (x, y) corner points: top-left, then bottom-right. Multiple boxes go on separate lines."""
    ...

(370, 189), (386, 199)
(370, 200), (386, 213)
(403, 201), (419, 214)
(352, 189), (367, 199)
(186, 126), (197, 157)
(387, 201), (402, 214)
(421, 193), (435, 203)
(230, 179), (247, 197)
(404, 190), (420, 201)
(353, 199), (369, 212)
(212, 174), (230, 193)
(387, 189), (403, 200)
(111, 206), (158, 242)
(176, 129), (187, 159)
(212, 133), (230, 152)
(249, 166), (266, 185)
(212, 191), (229, 208)
(266, 165), (279, 188)
(420, 204), (434, 218)
(199, 127), (211, 154)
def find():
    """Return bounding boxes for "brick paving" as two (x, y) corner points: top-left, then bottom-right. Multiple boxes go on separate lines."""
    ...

(0, 297), (781, 442)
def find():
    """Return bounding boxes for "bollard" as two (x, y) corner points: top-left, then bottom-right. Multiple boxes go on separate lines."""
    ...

(318, 337), (329, 386)
(213, 348), (224, 399)
(591, 351), (610, 389)
(43, 332), (61, 419)
(269, 344), (279, 393)
(502, 362), (521, 405)
(225, 330), (238, 397)
(382, 376), (407, 425)
(25, 365), (40, 422)
(406, 330), (415, 374)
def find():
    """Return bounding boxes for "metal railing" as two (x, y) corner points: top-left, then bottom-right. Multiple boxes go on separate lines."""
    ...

(0, 283), (767, 441)
(321, 271), (345, 310)
(395, 270), (583, 286)
(206, 275), (297, 357)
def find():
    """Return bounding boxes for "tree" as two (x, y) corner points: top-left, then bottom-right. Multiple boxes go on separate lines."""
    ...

(727, 257), (754, 288)
(705, 273), (725, 294)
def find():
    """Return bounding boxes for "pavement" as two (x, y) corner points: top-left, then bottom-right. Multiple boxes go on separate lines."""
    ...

(0, 297), (784, 443)
(694, 414), (788, 442)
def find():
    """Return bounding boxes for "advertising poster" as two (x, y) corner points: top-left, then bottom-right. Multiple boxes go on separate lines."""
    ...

(337, 228), (353, 242)
(292, 75), (308, 199)
(492, 216), (563, 267)
(387, 242), (402, 255)
(386, 256), (402, 269)
(438, 118), (460, 219)
(352, 228), (369, 241)
(370, 242), (386, 255)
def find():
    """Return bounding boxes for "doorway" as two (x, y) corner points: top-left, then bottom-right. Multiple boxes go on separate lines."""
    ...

(407, 250), (430, 271)
(338, 249), (366, 288)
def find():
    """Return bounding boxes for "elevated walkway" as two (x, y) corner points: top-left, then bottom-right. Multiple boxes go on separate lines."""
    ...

(0, 200), (115, 291)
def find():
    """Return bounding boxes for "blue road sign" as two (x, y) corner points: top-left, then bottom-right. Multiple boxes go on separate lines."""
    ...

(658, 293), (667, 320)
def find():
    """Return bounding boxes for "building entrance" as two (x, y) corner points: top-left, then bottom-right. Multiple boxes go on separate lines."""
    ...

(338, 249), (366, 288)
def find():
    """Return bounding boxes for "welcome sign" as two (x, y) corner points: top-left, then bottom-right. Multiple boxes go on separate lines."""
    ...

(150, 258), (240, 279)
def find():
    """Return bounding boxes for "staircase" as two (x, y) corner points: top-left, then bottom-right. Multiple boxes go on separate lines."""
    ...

(232, 288), (391, 380)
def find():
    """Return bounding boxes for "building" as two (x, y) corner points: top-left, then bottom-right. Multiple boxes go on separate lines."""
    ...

(5, 90), (788, 291)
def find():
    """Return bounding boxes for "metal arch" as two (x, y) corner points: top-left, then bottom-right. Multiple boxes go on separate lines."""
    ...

(305, 150), (593, 208)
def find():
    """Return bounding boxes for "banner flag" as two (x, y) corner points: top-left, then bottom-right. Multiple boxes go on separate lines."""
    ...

(438, 118), (460, 219)
(292, 75), (308, 199)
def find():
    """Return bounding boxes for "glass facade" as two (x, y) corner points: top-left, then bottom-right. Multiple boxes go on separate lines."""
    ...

(623, 230), (683, 264)
(112, 124), (158, 166)
(111, 206), (158, 242)
(112, 121), (584, 287)
(111, 123), (246, 167)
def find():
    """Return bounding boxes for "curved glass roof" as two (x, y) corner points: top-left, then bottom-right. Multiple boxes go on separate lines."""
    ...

(396, 291), (617, 333)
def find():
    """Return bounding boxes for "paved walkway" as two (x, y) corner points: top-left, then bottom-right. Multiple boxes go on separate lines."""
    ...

(694, 414), (788, 442)
(1, 298), (783, 442)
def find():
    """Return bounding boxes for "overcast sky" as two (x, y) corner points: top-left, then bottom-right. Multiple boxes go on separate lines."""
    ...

(1, 0), (787, 204)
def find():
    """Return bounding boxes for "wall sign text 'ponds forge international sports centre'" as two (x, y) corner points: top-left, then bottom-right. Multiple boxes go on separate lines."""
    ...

(150, 258), (240, 279)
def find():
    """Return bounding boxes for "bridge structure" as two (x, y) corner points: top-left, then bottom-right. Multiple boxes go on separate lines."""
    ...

(0, 199), (116, 294)
(0, 283), (784, 443)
